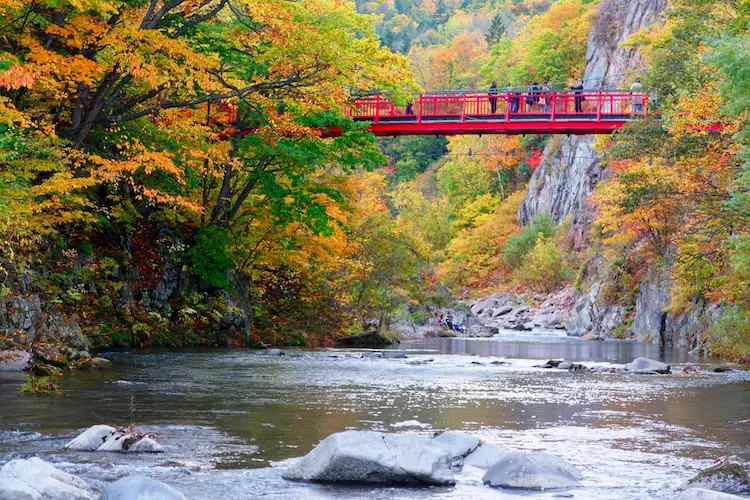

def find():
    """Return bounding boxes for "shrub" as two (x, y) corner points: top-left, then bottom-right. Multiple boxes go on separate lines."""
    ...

(707, 307), (750, 363)
(19, 376), (61, 395)
(503, 214), (555, 268)
(513, 233), (572, 292)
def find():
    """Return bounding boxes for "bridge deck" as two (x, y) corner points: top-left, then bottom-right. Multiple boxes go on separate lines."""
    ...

(345, 91), (647, 136)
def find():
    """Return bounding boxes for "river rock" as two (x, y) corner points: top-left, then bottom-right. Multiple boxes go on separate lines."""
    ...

(78, 357), (112, 371)
(362, 352), (383, 359)
(523, 322), (535, 331)
(432, 431), (481, 466)
(65, 425), (118, 451)
(0, 349), (31, 371)
(625, 357), (670, 374)
(258, 349), (284, 356)
(126, 437), (165, 453)
(677, 489), (745, 499)
(382, 352), (407, 359)
(97, 433), (133, 452)
(558, 361), (572, 370)
(482, 452), (582, 490)
(65, 425), (164, 453)
(0, 457), (95, 500)
(99, 475), (187, 500)
(283, 430), (455, 485)
(462, 443), (509, 470)
(683, 459), (750, 495)
(491, 306), (513, 318)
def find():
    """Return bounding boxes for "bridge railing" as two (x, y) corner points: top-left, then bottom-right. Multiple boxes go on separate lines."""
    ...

(348, 91), (648, 123)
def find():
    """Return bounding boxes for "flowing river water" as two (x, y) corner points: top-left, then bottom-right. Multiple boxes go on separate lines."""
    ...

(1, 331), (749, 499)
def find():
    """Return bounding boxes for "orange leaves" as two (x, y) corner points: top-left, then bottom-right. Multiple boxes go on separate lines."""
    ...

(0, 63), (40, 90)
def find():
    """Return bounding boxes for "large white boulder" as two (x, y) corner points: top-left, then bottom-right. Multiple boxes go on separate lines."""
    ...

(432, 431), (481, 466)
(65, 426), (164, 453)
(0, 349), (31, 372)
(0, 457), (95, 500)
(65, 425), (118, 451)
(0, 476), (42, 500)
(99, 476), (187, 500)
(283, 430), (455, 485)
(482, 452), (582, 490)
(462, 443), (509, 470)
(676, 489), (745, 499)
(625, 357), (670, 374)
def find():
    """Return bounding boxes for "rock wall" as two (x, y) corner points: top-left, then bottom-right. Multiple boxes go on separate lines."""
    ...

(630, 270), (722, 347)
(519, 0), (667, 228)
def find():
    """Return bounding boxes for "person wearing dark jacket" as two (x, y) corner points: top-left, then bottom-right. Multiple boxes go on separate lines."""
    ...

(570, 79), (584, 113)
(488, 81), (499, 114)
(510, 88), (521, 113)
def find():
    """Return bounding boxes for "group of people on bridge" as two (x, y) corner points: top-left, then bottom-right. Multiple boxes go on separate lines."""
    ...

(487, 78), (645, 114)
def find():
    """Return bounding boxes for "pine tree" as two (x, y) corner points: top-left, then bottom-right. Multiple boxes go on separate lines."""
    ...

(485, 13), (507, 46)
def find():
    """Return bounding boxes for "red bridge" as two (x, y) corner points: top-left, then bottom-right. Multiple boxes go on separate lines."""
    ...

(344, 90), (648, 136)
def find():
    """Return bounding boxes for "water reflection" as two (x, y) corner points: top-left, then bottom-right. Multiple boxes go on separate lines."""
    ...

(399, 333), (698, 364)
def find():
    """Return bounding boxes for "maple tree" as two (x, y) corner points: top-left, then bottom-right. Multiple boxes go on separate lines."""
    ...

(0, 0), (423, 345)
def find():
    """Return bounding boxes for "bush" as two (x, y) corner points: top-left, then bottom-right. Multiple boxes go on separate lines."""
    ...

(513, 233), (572, 292)
(503, 214), (555, 268)
(707, 307), (750, 363)
(19, 376), (61, 395)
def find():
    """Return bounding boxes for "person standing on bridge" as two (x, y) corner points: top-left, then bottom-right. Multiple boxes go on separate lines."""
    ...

(510, 87), (521, 114)
(630, 78), (644, 113)
(571, 79), (584, 113)
(489, 81), (499, 114)
(540, 81), (551, 113)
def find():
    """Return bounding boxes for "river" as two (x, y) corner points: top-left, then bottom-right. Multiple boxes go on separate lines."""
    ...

(1, 332), (749, 499)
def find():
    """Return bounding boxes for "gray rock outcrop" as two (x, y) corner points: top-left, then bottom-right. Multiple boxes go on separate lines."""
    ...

(0, 457), (95, 500)
(99, 475), (187, 500)
(482, 452), (583, 490)
(282, 430), (455, 485)
(519, 0), (667, 229)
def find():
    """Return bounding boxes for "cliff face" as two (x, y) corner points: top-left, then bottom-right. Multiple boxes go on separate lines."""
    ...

(518, 0), (667, 228)
(518, 0), (694, 344)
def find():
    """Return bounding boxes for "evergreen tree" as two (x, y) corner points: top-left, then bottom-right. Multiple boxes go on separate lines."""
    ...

(485, 13), (507, 46)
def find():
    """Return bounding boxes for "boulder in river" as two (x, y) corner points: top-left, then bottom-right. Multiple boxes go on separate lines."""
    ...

(682, 459), (750, 495)
(65, 425), (118, 451)
(482, 451), (583, 490)
(65, 425), (165, 453)
(432, 431), (481, 467)
(99, 475), (187, 500)
(382, 352), (407, 359)
(334, 332), (395, 346)
(127, 437), (165, 453)
(77, 357), (112, 371)
(257, 349), (284, 356)
(462, 443), (509, 470)
(0, 349), (31, 371)
(677, 489), (745, 499)
(0, 457), (95, 500)
(624, 357), (670, 374)
(283, 430), (455, 485)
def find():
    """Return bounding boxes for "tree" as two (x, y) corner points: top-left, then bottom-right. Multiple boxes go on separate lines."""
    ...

(485, 12), (508, 46)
